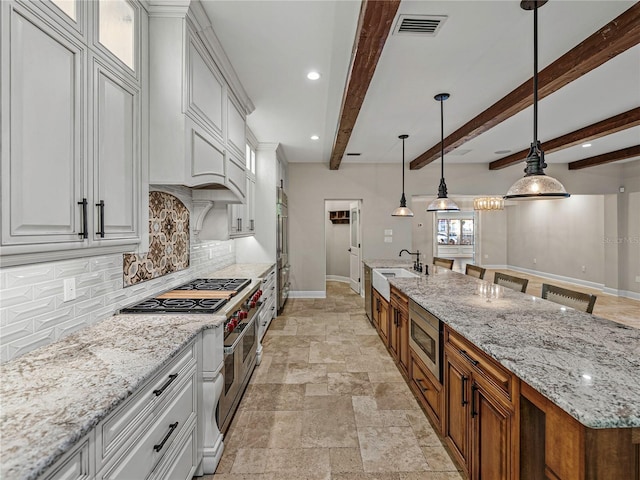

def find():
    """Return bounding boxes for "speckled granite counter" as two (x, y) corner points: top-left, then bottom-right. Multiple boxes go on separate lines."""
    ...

(364, 259), (415, 269)
(0, 263), (271, 480)
(388, 267), (640, 429)
(205, 262), (274, 279)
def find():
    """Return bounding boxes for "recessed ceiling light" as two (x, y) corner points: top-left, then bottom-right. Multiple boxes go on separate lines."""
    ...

(494, 149), (512, 154)
(310, 135), (319, 140)
(307, 71), (321, 80)
(582, 143), (592, 148)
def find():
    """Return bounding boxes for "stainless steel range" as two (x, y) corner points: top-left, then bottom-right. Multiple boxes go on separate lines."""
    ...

(121, 277), (263, 433)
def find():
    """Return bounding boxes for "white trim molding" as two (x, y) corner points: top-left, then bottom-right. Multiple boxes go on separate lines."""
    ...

(507, 265), (605, 291)
(289, 291), (326, 299)
(326, 275), (350, 284)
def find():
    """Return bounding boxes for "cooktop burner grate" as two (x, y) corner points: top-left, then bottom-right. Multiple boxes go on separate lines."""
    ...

(121, 297), (228, 314)
(174, 278), (251, 292)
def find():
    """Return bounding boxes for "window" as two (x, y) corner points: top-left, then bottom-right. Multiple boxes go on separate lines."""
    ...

(246, 143), (256, 175)
(98, 0), (135, 69)
(437, 218), (474, 245)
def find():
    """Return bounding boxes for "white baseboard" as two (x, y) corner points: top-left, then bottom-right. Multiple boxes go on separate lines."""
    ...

(507, 265), (605, 290)
(603, 287), (640, 301)
(289, 291), (326, 299)
(326, 275), (350, 284)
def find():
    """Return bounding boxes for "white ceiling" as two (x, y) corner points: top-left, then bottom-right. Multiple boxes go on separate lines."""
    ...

(201, 0), (640, 169)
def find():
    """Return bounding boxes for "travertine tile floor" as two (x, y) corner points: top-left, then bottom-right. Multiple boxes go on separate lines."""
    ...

(204, 281), (462, 480)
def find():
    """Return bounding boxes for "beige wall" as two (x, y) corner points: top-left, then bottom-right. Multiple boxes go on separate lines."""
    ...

(506, 195), (605, 285)
(325, 200), (351, 278)
(289, 160), (634, 294)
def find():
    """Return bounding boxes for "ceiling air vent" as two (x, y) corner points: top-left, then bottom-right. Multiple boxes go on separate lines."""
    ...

(393, 15), (447, 37)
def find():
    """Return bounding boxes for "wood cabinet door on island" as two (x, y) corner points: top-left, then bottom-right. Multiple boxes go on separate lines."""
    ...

(444, 349), (472, 474)
(373, 290), (390, 345)
(389, 286), (409, 377)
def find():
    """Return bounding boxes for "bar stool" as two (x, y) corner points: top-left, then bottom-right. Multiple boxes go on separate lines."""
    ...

(433, 257), (454, 270)
(541, 283), (597, 314)
(465, 264), (486, 280)
(494, 272), (529, 293)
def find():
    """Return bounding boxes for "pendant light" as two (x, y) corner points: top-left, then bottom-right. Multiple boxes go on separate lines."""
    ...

(392, 134), (414, 217)
(427, 93), (459, 212)
(504, 0), (570, 200)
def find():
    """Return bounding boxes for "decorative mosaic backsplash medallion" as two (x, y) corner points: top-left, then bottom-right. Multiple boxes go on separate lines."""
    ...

(123, 191), (190, 286)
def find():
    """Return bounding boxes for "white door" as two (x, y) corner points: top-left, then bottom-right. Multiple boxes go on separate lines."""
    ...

(348, 201), (361, 294)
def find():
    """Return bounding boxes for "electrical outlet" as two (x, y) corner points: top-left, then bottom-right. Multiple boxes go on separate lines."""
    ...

(63, 278), (76, 302)
(384, 236), (392, 243)
(209, 249), (214, 259)
(581, 265), (586, 272)
(484, 254), (489, 259)
(228, 244), (233, 253)
(533, 258), (537, 264)
(384, 229), (393, 236)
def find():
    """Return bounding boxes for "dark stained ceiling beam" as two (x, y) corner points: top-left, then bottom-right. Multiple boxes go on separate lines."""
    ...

(568, 145), (640, 170)
(409, 3), (640, 170)
(489, 107), (640, 170)
(329, 0), (401, 170)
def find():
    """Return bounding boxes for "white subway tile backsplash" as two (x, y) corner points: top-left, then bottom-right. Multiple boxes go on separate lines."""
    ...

(33, 279), (65, 300)
(7, 328), (56, 360)
(76, 272), (105, 289)
(1, 265), (54, 289)
(54, 260), (91, 279)
(0, 286), (34, 308)
(75, 297), (105, 317)
(1, 318), (35, 343)
(54, 315), (90, 340)
(89, 256), (121, 272)
(0, 239), (235, 362)
(33, 307), (74, 332)
(5, 297), (56, 325)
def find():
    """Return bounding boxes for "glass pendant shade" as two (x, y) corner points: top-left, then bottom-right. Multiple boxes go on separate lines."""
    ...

(392, 134), (414, 217)
(427, 93), (459, 212)
(504, 1), (569, 201)
(473, 197), (505, 210)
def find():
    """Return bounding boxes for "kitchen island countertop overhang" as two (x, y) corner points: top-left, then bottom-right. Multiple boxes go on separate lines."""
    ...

(386, 267), (640, 429)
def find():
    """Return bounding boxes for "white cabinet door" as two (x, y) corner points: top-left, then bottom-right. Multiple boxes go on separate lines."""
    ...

(92, 59), (139, 241)
(226, 95), (245, 158)
(187, 33), (224, 141)
(1, 3), (85, 246)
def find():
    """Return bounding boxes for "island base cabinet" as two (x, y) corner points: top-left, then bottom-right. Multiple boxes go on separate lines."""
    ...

(389, 286), (409, 377)
(373, 289), (389, 345)
(444, 326), (519, 480)
(520, 382), (639, 480)
(410, 350), (443, 432)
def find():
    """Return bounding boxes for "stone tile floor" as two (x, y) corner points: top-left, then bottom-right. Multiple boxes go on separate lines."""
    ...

(203, 281), (462, 480)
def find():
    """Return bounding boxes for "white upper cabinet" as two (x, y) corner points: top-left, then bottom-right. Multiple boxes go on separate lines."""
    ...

(1, 4), (85, 246)
(148, 4), (252, 200)
(0, 0), (146, 266)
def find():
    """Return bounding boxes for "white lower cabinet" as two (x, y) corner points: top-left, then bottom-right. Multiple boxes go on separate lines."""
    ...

(44, 434), (94, 480)
(258, 266), (277, 340)
(39, 331), (229, 480)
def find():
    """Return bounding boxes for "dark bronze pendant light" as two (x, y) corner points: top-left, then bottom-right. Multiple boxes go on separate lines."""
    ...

(504, 0), (570, 200)
(427, 93), (459, 212)
(392, 134), (414, 217)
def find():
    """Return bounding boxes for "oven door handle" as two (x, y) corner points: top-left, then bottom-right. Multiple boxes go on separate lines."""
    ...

(223, 304), (263, 355)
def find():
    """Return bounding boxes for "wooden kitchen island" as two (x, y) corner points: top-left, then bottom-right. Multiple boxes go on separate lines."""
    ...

(384, 267), (639, 480)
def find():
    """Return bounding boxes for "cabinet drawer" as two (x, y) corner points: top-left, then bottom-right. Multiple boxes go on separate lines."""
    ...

(152, 423), (198, 480)
(97, 369), (197, 480)
(389, 288), (408, 313)
(44, 434), (93, 480)
(410, 351), (442, 430)
(445, 328), (515, 403)
(96, 342), (196, 467)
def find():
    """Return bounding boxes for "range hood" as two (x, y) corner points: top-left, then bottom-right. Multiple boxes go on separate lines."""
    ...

(148, 1), (254, 201)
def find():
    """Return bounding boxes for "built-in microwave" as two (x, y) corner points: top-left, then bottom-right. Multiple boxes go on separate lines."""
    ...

(409, 300), (443, 382)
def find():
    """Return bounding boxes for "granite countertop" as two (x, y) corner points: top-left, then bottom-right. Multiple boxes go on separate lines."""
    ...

(0, 262), (272, 480)
(364, 259), (415, 269)
(388, 267), (640, 429)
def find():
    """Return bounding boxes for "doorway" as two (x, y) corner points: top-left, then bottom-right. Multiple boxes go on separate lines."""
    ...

(325, 199), (362, 295)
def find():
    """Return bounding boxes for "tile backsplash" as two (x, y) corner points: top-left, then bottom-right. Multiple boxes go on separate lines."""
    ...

(0, 239), (235, 364)
(123, 191), (191, 286)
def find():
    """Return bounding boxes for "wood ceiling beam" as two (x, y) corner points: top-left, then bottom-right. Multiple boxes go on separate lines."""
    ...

(568, 145), (640, 170)
(329, 0), (401, 170)
(409, 3), (640, 170)
(489, 107), (640, 170)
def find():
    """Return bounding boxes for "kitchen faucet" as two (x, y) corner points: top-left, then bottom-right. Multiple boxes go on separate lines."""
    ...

(399, 249), (425, 273)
